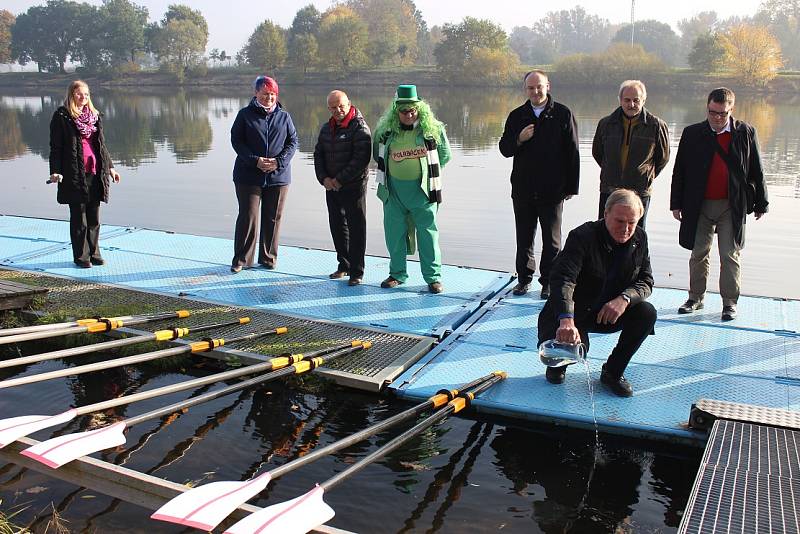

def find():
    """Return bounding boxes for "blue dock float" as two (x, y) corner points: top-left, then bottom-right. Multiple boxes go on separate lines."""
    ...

(2, 213), (798, 446)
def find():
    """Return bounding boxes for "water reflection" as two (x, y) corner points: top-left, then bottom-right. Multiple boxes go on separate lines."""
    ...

(2, 87), (798, 189)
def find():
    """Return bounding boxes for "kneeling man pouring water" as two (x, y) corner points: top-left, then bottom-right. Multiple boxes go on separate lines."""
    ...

(537, 189), (656, 397)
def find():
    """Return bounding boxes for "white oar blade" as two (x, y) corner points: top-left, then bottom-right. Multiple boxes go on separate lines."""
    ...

(0, 409), (77, 448)
(224, 485), (334, 534)
(20, 421), (127, 468)
(151, 472), (272, 531)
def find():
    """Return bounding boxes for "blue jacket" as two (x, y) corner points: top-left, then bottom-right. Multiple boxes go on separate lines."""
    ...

(231, 98), (298, 187)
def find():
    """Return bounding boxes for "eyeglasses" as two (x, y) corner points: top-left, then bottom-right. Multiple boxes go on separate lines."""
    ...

(398, 108), (417, 115)
(707, 109), (731, 119)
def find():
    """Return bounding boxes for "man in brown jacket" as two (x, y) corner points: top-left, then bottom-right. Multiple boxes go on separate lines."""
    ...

(592, 80), (669, 228)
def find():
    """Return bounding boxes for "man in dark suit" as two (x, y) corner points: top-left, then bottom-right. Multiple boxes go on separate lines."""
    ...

(670, 87), (768, 321)
(499, 70), (580, 299)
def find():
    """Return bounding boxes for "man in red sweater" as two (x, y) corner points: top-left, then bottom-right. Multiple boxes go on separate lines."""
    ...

(670, 87), (769, 321)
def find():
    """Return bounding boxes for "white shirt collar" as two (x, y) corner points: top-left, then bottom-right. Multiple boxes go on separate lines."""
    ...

(710, 120), (731, 134)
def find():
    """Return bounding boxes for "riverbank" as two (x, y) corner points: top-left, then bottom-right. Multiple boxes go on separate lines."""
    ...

(1, 67), (799, 95)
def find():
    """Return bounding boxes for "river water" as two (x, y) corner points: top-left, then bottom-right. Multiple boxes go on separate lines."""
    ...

(0, 85), (798, 532)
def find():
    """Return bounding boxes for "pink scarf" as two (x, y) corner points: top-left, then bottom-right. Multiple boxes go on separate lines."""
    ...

(74, 106), (98, 139)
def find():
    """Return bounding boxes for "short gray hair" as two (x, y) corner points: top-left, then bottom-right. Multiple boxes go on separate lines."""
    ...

(618, 80), (647, 100)
(605, 188), (644, 218)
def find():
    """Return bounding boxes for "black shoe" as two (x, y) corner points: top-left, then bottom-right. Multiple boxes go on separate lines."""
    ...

(678, 299), (704, 314)
(381, 276), (402, 288)
(600, 365), (633, 397)
(259, 262), (276, 270)
(90, 257), (105, 266)
(329, 270), (348, 279)
(512, 282), (530, 296)
(348, 277), (362, 286)
(545, 367), (566, 384)
(230, 265), (242, 273)
(721, 305), (737, 321)
(540, 284), (550, 299)
(428, 282), (443, 294)
(74, 259), (91, 269)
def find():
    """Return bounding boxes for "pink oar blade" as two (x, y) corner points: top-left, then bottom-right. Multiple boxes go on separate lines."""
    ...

(0, 409), (77, 448)
(151, 472), (272, 531)
(223, 485), (334, 534)
(20, 421), (127, 468)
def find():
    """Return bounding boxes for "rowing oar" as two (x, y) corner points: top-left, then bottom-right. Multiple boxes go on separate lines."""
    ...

(0, 316), (103, 336)
(150, 371), (505, 531)
(224, 371), (506, 534)
(18, 341), (372, 469)
(0, 326), (288, 390)
(0, 340), (363, 449)
(0, 310), (191, 346)
(0, 317), (252, 370)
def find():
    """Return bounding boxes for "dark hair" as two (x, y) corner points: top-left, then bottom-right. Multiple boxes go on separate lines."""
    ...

(707, 87), (735, 106)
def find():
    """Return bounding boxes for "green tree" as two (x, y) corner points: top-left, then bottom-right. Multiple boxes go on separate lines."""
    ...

(317, 6), (368, 72)
(290, 32), (318, 74)
(243, 20), (287, 70)
(532, 7), (612, 59)
(434, 17), (507, 68)
(721, 24), (783, 85)
(553, 43), (666, 86)
(0, 10), (14, 64)
(754, 0), (800, 69)
(149, 4), (208, 73)
(99, 0), (149, 64)
(612, 19), (681, 66)
(688, 32), (726, 73)
(677, 11), (719, 66)
(11, 0), (90, 72)
(346, 0), (422, 66)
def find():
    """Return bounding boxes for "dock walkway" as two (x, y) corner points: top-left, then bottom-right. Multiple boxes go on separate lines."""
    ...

(2, 213), (798, 445)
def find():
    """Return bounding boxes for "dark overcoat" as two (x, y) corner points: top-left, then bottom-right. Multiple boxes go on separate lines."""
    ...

(49, 106), (113, 205)
(670, 118), (768, 250)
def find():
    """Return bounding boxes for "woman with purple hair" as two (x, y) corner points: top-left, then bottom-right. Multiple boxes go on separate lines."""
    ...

(229, 75), (299, 272)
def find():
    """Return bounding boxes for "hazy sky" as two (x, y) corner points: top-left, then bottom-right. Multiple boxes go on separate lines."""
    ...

(5, 0), (764, 56)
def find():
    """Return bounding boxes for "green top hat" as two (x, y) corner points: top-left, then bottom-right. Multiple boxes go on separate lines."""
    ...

(395, 84), (421, 103)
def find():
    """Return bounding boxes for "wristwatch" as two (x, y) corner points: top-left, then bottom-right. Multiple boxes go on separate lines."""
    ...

(620, 294), (631, 304)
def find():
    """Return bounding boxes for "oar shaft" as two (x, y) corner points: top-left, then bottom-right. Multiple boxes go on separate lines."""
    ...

(0, 318), (100, 336)
(123, 343), (368, 428)
(321, 373), (504, 492)
(0, 310), (189, 346)
(0, 326), (285, 390)
(0, 318), (250, 370)
(267, 371), (501, 480)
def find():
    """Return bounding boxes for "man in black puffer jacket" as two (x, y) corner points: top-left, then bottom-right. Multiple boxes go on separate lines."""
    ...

(314, 90), (372, 285)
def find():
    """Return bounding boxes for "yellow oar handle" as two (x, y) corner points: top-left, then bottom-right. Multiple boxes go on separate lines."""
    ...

(177, 310), (191, 318)
(76, 318), (99, 326)
(189, 338), (224, 352)
(268, 353), (305, 370)
(492, 370), (508, 379)
(276, 326), (288, 334)
(154, 327), (189, 341)
(86, 319), (123, 333)
(449, 391), (475, 414)
(239, 317), (251, 325)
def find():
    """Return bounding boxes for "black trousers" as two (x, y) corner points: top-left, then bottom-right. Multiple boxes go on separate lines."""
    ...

(326, 185), (367, 278)
(537, 300), (657, 378)
(232, 183), (288, 268)
(598, 191), (651, 229)
(512, 197), (563, 287)
(68, 173), (102, 264)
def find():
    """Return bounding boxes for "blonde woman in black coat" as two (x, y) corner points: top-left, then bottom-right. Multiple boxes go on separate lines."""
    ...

(48, 80), (121, 268)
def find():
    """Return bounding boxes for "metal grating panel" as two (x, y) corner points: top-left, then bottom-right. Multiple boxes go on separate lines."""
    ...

(0, 269), (432, 390)
(680, 420), (800, 533)
(695, 399), (800, 433)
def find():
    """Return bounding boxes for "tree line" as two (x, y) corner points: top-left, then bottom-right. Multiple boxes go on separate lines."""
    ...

(0, 0), (796, 87)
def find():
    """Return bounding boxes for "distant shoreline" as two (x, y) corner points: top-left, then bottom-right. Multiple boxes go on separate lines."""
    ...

(1, 69), (799, 95)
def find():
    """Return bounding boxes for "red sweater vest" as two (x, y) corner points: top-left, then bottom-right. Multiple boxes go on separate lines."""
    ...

(705, 131), (731, 199)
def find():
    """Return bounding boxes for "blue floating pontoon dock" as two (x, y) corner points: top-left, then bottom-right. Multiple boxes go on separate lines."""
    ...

(2, 214), (799, 447)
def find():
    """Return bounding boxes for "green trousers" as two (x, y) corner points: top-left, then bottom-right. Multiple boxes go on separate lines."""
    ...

(383, 177), (441, 283)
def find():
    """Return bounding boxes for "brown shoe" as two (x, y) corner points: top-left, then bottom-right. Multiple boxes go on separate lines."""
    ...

(428, 282), (443, 294)
(230, 265), (242, 273)
(348, 277), (362, 286)
(259, 261), (275, 270)
(381, 276), (402, 288)
(330, 270), (348, 279)
(512, 282), (530, 296)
